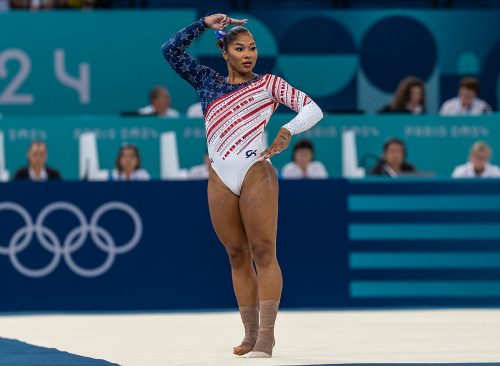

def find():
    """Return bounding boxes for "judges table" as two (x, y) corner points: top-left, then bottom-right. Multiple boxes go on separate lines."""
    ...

(1, 179), (500, 312)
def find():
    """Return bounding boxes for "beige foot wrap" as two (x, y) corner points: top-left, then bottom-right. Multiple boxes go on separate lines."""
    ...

(238, 305), (259, 348)
(247, 300), (279, 358)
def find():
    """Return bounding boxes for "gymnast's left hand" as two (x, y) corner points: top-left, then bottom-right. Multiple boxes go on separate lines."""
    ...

(204, 14), (248, 30)
(259, 128), (291, 160)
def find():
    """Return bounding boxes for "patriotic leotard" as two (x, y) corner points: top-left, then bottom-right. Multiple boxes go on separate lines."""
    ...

(162, 18), (323, 195)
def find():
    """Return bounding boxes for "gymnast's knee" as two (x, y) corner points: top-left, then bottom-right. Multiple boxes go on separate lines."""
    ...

(250, 241), (276, 269)
(225, 244), (252, 270)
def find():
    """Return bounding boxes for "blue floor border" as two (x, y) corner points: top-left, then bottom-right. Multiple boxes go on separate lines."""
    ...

(0, 337), (120, 366)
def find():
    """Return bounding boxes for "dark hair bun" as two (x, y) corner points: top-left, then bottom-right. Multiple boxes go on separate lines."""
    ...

(215, 27), (252, 51)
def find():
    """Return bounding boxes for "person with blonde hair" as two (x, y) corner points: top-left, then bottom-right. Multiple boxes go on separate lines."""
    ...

(452, 141), (500, 178)
(380, 76), (425, 114)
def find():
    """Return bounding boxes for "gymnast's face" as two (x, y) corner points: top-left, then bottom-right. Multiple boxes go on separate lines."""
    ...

(223, 33), (258, 75)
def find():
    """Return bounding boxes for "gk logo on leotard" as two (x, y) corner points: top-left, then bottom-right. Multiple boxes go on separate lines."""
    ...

(0, 201), (142, 278)
(245, 150), (257, 158)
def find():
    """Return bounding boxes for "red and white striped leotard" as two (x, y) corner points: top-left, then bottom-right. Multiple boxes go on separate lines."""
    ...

(206, 74), (323, 195)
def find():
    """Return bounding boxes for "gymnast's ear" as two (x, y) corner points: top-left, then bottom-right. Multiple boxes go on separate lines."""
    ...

(217, 40), (228, 61)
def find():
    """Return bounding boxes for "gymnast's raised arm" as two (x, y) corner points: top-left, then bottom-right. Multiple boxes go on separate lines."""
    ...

(161, 14), (248, 89)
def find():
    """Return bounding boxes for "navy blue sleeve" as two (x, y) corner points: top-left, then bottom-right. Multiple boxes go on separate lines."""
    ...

(161, 18), (218, 89)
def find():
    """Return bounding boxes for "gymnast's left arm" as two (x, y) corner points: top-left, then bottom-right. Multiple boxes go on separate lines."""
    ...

(260, 75), (323, 160)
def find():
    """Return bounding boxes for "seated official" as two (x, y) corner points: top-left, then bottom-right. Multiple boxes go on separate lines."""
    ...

(370, 138), (417, 177)
(452, 141), (500, 178)
(138, 86), (180, 118)
(110, 144), (150, 181)
(379, 76), (426, 115)
(13, 141), (61, 181)
(281, 139), (328, 179)
(440, 77), (492, 116)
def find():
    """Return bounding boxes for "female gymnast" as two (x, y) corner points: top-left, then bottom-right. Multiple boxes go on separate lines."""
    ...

(162, 13), (323, 358)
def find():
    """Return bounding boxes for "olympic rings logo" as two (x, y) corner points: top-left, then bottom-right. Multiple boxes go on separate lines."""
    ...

(0, 201), (142, 278)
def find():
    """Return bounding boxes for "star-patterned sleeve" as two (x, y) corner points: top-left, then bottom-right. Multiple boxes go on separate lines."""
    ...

(266, 75), (324, 135)
(161, 18), (217, 89)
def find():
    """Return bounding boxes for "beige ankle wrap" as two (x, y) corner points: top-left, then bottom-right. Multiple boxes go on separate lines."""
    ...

(251, 300), (279, 356)
(239, 305), (259, 347)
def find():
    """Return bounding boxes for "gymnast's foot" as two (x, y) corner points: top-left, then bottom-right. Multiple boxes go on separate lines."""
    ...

(234, 305), (259, 356)
(233, 341), (254, 356)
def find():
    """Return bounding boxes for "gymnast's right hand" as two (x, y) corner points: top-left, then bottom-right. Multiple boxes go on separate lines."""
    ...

(204, 14), (248, 30)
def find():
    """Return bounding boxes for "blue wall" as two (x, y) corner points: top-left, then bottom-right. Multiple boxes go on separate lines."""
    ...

(1, 179), (500, 312)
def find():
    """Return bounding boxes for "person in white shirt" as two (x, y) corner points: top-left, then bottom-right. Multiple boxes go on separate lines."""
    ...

(281, 139), (328, 179)
(188, 151), (211, 179)
(452, 141), (500, 178)
(187, 102), (203, 118)
(110, 144), (150, 181)
(440, 77), (492, 116)
(138, 86), (179, 118)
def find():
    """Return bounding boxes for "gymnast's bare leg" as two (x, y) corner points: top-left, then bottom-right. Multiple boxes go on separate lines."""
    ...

(240, 161), (282, 357)
(207, 169), (259, 356)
